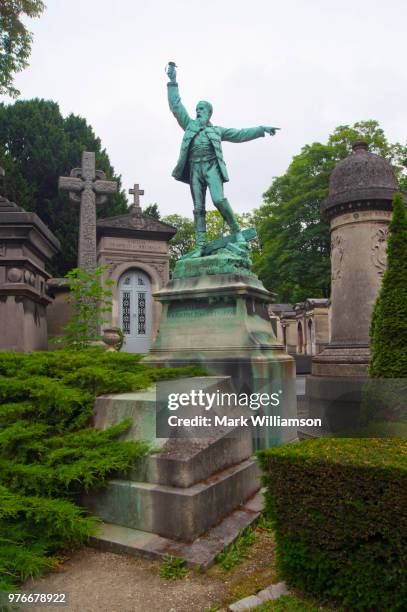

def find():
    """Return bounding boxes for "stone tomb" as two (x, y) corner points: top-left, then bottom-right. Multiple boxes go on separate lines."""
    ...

(96, 188), (176, 353)
(0, 188), (60, 351)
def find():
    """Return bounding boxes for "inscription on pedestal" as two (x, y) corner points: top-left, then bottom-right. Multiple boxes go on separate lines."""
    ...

(168, 298), (236, 319)
(107, 238), (167, 253)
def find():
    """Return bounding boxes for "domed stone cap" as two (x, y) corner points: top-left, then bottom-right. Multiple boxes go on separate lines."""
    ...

(321, 140), (404, 220)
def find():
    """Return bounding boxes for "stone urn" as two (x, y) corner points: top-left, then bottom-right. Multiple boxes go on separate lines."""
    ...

(102, 328), (122, 352)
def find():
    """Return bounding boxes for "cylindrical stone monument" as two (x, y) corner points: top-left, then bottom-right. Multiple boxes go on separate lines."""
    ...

(306, 140), (405, 430)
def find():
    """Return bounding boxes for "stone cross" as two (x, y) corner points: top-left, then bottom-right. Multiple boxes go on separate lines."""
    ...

(59, 152), (117, 272)
(129, 183), (144, 215)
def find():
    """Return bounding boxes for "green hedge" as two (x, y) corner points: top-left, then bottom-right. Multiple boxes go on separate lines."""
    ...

(258, 439), (407, 611)
(0, 349), (204, 590)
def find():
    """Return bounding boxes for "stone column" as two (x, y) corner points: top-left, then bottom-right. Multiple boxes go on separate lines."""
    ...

(318, 205), (391, 375)
(306, 141), (405, 431)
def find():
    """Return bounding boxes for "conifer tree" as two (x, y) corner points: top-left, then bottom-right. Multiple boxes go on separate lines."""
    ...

(369, 192), (407, 378)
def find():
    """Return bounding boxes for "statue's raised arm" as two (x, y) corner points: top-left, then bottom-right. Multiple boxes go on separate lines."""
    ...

(166, 62), (191, 131)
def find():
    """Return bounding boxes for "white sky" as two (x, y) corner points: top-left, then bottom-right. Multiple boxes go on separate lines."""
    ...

(4, 0), (407, 217)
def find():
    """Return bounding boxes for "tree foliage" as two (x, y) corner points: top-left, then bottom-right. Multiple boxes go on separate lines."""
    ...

(0, 98), (128, 275)
(0, 0), (45, 97)
(162, 213), (195, 268)
(369, 193), (407, 378)
(144, 202), (160, 219)
(254, 121), (407, 302)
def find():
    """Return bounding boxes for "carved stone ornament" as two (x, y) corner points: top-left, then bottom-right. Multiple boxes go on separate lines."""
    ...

(331, 233), (345, 281)
(371, 227), (389, 276)
(7, 267), (22, 283)
(152, 262), (166, 282)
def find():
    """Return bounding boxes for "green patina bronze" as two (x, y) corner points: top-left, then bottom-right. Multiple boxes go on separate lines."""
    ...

(172, 229), (257, 279)
(166, 61), (279, 271)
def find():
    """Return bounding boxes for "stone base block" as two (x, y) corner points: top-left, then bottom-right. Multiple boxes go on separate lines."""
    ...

(88, 489), (263, 569)
(130, 425), (253, 488)
(82, 457), (260, 542)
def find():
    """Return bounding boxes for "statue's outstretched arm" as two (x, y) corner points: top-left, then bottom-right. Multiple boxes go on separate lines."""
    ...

(220, 126), (279, 142)
(166, 62), (191, 131)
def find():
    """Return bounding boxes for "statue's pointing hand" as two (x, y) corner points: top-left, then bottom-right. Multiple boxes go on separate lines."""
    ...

(262, 126), (280, 136)
(166, 62), (177, 82)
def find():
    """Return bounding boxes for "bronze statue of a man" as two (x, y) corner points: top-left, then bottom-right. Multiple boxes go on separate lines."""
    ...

(166, 61), (278, 257)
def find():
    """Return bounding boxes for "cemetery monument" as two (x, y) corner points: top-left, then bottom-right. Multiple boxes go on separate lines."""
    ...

(0, 167), (60, 351)
(145, 61), (297, 443)
(58, 151), (117, 272)
(83, 63), (297, 565)
(306, 140), (406, 431)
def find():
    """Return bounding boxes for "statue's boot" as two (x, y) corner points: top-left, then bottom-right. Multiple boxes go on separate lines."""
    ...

(216, 198), (246, 243)
(189, 211), (206, 258)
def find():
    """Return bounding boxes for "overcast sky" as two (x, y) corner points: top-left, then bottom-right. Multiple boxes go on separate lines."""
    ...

(4, 0), (407, 218)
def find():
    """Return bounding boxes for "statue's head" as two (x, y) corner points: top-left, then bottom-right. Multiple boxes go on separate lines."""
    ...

(196, 101), (213, 125)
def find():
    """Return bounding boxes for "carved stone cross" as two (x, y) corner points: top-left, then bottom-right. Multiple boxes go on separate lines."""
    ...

(59, 152), (117, 272)
(129, 183), (144, 214)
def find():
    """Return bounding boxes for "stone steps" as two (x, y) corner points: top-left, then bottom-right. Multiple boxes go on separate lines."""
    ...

(128, 425), (253, 488)
(83, 457), (260, 542)
(88, 489), (263, 569)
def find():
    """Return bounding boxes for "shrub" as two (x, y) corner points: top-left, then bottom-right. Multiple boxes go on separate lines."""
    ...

(55, 266), (115, 349)
(369, 192), (407, 378)
(258, 438), (407, 611)
(0, 349), (204, 590)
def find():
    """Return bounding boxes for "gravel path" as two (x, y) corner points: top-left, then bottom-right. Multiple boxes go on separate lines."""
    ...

(22, 547), (225, 612)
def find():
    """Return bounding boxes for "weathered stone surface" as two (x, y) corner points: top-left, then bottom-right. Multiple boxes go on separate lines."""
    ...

(0, 185), (60, 351)
(96, 206), (175, 350)
(314, 144), (399, 377)
(306, 141), (406, 432)
(89, 489), (263, 569)
(228, 581), (289, 610)
(228, 595), (262, 611)
(82, 374), (262, 543)
(92, 376), (254, 487)
(59, 151), (117, 272)
(145, 273), (297, 447)
(82, 458), (260, 542)
(320, 140), (405, 220)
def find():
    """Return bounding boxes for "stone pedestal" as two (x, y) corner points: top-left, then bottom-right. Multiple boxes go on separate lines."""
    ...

(306, 141), (406, 432)
(83, 377), (263, 566)
(145, 271), (297, 446)
(0, 196), (60, 351)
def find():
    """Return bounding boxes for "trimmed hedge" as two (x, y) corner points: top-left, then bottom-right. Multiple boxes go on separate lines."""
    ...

(258, 439), (407, 611)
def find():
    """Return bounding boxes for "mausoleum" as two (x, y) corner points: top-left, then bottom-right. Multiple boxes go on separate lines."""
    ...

(0, 172), (60, 351)
(96, 197), (176, 353)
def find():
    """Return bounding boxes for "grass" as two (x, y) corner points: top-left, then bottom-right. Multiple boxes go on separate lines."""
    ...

(159, 555), (188, 580)
(215, 525), (258, 571)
